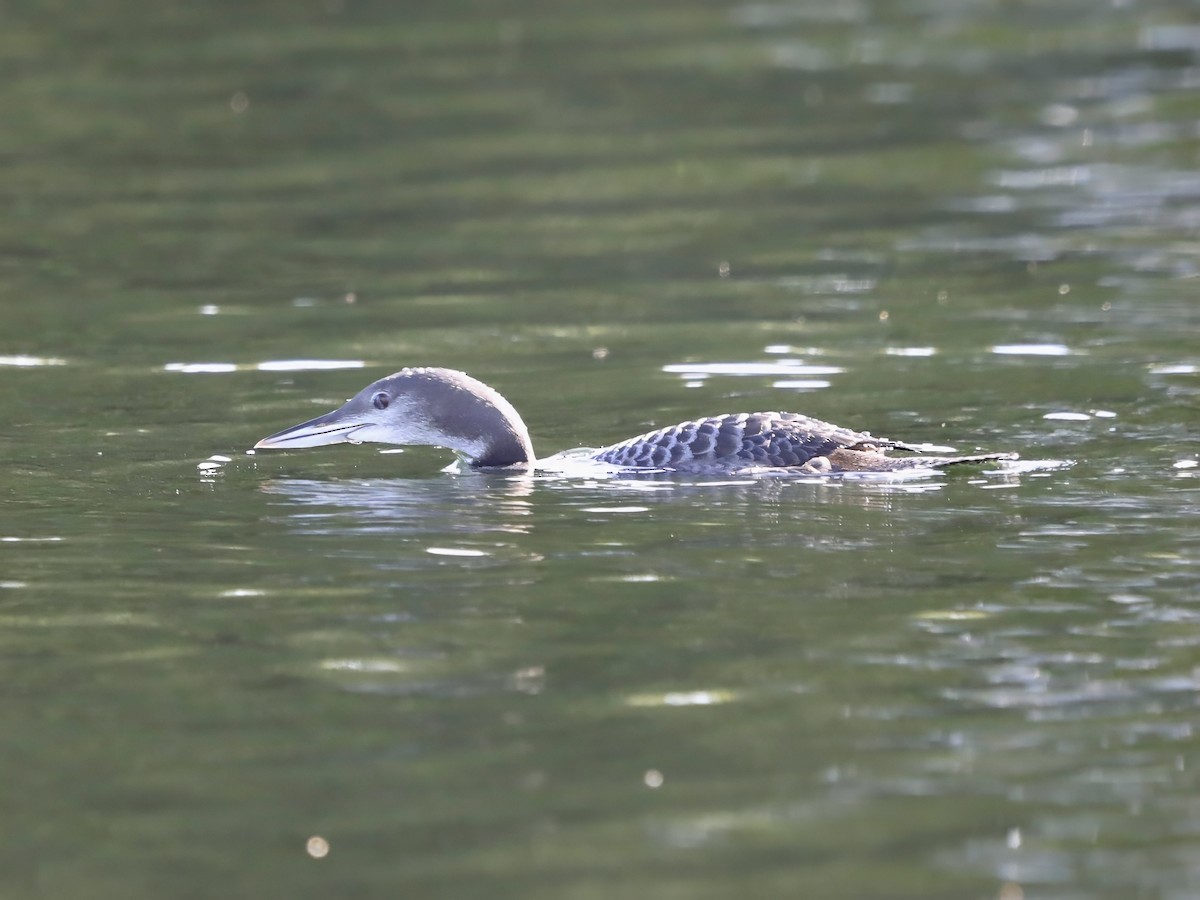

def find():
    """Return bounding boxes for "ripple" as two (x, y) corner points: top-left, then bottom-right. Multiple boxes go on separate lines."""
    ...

(197, 454), (232, 475)
(166, 362), (238, 374)
(167, 359), (365, 374)
(992, 344), (1075, 356)
(776, 275), (875, 294)
(319, 658), (411, 673)
(256, 359), (365, 372)
(662, 361), (844, 378)
(626, 690), (737, 707)
(992, 166), (1091, 189)
(1139, 24), (1200, 51)
(425, 546), (490, 557)
(771, 379), (832, 390)
(0, 612), (156, 627)
(0, 355), (67, 367)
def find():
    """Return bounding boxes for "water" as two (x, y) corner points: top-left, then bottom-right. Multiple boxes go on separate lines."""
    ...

(3, 1), (1199, 897)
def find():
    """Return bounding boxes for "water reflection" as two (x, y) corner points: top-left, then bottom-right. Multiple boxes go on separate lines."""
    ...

(258, 476), (535, 539)
(167, 359), (366, 374)
(254, 456), (1041, 526)
(0, 355), (67, 367)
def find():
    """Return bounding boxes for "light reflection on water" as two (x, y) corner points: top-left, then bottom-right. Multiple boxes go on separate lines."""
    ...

(259, 477), (536, 539)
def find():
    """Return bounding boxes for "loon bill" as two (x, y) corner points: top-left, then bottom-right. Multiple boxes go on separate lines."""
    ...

(253, 367), (1016, 474)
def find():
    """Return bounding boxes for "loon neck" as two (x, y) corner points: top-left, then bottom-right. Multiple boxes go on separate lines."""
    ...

(405, 368), (535, 467)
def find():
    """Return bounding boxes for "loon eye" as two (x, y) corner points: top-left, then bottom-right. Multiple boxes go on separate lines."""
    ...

(371, 391), (390, 410)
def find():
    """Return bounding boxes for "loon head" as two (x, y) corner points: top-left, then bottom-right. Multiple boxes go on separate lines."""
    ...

(253, 367), (535, 468)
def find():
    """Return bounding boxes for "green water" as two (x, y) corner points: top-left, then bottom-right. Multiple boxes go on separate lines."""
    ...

(3, 2), (1199, 897)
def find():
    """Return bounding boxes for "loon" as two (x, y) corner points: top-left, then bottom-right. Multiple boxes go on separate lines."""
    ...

(253, 367), (1015, 474)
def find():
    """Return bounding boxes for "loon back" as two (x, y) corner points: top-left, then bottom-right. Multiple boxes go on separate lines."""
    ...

(591, 412), (1010, 474)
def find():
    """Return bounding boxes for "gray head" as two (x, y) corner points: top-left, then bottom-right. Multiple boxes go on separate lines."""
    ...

(254, 367), (535, 468)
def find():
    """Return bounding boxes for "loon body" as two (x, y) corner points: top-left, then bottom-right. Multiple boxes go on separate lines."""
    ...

(253, 367), (1014, 474)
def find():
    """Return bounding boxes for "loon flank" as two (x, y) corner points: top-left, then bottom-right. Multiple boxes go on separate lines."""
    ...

(253, 367), (1015, 474)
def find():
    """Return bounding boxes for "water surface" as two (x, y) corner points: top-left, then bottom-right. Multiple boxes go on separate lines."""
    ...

(3, 1), (1199, 898)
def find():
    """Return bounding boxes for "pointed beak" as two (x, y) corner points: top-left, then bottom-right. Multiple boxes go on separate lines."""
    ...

(254, 408), (362, 450)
